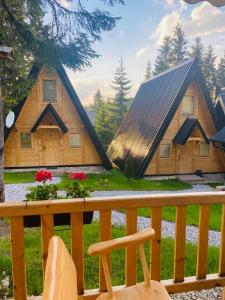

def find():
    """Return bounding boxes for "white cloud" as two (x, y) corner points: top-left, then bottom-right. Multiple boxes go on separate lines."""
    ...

(165, 0), (175, 7)
(136, 45), (150, 58)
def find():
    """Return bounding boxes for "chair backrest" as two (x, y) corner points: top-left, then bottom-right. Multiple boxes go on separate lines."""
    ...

(43, 236), (78, 300)
(88, 228), (155, 297)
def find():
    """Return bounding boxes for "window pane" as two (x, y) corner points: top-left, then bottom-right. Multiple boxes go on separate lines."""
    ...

(43, 80), (57, 102)
(200, 143), (209, 157)
(20, 133), (32, 149)
(160, 144), (170, 158)
(70, 134), (80, 147)
(182, 96), (194, 115)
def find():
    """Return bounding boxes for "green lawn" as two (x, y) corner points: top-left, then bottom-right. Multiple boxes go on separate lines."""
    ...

(60, 169), (191, 191)
(0, 222), (220, 296)
(4, 171), (36, 184)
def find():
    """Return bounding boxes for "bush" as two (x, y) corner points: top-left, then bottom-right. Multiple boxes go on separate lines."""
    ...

(64, 181), (90, 198)
(26, 184), (58, 201)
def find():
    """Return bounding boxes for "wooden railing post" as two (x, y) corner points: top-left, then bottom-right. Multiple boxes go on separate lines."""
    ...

(41, 214), (54, 276)
(99, 210), (112, 292)
(219, 204), (225, 276)
(196, 204), (210, 280)
(10, 216), (27, 300)
(126, 208), (137, 286)
(174, 205), (187, 282)
(71, 212), (84, 295)
(150, 207), (162, 281)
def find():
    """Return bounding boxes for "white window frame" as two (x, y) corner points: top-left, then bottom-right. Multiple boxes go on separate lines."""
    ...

(69, 133), (81, 148)
(182, 95), (195, 116)
(160, 143), (171, 159)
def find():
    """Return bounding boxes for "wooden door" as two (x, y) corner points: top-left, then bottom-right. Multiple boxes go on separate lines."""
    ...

(177, 143), (194, 173)
(42, 129), (60, 166)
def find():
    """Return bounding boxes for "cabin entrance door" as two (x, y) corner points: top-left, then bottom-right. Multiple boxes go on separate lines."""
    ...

(177, 143), (194, 173)
(41, 129), (60, 166)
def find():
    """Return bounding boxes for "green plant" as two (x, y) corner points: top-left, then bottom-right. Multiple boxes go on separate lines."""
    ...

(124, 157), (134, 182)
(26, 184), (58, 201)
(64, 181), (90, 198)
(0, 271), (10, 300)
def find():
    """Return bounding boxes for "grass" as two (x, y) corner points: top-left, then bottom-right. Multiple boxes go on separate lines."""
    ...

(0, 222), (220, 296)
(4, 171), (36, 184)
(60, 168), (191, 191)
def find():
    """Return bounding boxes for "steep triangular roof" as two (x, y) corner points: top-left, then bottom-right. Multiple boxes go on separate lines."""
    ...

(214, 89), (225, 129)
(5, 64), (111, 170)
(31, 103), (68, 133)
(107, 58), (218, 177)
(173, 117), (209, 145)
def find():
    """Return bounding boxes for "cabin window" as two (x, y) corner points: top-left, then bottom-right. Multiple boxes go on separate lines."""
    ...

(69, 133), (80, 148)
(160, 144), (171, 158)
(20, 133), (32, 149)
(200, 143), (209, 157)
(43, 80), (57, 102)
(182, 96), (194, 115)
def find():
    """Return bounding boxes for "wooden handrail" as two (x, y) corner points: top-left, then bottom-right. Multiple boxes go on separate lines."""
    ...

(1, 191), (225, 300)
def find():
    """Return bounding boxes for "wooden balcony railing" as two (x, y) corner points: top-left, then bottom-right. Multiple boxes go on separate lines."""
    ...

(1, 191), (225, 299)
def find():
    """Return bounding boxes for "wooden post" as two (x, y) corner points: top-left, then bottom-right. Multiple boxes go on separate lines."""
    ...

(0, 78), (4, 203)
(41, 214), (54, 276)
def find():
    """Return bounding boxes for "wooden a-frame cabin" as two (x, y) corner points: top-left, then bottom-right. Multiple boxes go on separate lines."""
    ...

(107, 58), (225, 177)
(4, 65), (111, 169)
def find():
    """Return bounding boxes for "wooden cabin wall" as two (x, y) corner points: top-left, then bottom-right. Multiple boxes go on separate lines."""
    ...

(145, 80), (225, 175)
(4, 68), (102, 168)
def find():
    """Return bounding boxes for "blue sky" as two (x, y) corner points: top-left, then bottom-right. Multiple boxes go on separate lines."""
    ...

(65, 0), (225, 105)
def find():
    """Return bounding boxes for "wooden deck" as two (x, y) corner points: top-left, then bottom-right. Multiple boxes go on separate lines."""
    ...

(1, 191), (225, 299)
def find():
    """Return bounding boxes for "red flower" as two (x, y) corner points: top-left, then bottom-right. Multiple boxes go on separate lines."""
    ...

(69, 172), (87, 181)
(36, 170), (52, 183)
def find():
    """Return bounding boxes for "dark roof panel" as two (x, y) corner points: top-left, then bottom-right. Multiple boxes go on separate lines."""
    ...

(107, 58), (218, 177)
(211, 126), (225, 143)
(173, 117), (209, 144)
(214, 90), (225, 129)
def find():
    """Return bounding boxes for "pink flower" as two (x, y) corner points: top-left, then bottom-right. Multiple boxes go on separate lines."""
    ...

(36, 170), (52, 183)
(69, 172), (87, 181)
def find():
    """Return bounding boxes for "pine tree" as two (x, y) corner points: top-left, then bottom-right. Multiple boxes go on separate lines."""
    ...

(145, 59), (152, 80)
(189, 37), (204, 67)
(153, 36), (173, 75)
(93, 89), (104, 109)
(202, 45), (217, 98)
(217, 53), (225, 88)
(112, 57), (132, 117)
(171, 23), (187, 65)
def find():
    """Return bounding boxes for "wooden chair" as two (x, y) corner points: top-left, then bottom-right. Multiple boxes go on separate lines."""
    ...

(88, 228), (171, 300)
(42, 236), (79, 300)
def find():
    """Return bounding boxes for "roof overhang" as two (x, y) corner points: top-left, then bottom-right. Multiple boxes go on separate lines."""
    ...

(31, 103), (68, 133)
(173, 117), (209, 145)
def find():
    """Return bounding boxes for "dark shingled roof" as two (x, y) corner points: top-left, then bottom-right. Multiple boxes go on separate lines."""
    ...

(107, 58), (218, 177)
(211, 126), (225, 143)
(214, 90), (225, 129)
(31, 103), (68, 133)
(173, 117), (209, 145)
(5, 64), (111, 170)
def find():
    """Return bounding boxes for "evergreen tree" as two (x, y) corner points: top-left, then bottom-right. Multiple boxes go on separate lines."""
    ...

(171, 23), (187, 65)
(145, 59), (152, 80)
(93, 89), (104, 109)
(112, 57), (132, 117)
(189, 37), (204, 67)
(153, 36), (173, 75)
(217, 53), (225, 88)
(202, 45), (217, 98)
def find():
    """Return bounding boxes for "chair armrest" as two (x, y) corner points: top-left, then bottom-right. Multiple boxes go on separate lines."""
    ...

(88, 228), (155, 256)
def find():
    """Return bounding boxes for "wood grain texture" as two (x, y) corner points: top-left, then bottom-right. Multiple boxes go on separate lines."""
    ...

(41, 214), (54, 275)
(174, 206), (187, 282)
(10, 216), (27, 300)
(196, 204), (210, 279)
(150, 207), (162, 281)
(71, 212), (84, 295)
(219, 204), (225, 276)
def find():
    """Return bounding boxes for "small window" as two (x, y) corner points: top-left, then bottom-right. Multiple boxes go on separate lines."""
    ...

(70, 133), (80, 148)
(43, 80), (57, 102)
(160, 144), (171, 158)
(182, 96), (194, 115)
(200, 143), (209, 157)
(20, 133), (32, 149)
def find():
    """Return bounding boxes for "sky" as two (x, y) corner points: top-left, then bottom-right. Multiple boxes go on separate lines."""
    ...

(65, 0), (225, 106)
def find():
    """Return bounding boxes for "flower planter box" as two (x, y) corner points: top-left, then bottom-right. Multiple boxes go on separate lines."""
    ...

(23, 211), (93, 228)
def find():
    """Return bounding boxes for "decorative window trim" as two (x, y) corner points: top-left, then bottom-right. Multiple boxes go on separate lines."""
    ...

(182, 95), (195, 116)
(199, 143), (209, 158)
(42, 80), (57, 102)
(69, 133), (81, 148)
(20, 133), (33, 150)
(160, 143), (171, 159)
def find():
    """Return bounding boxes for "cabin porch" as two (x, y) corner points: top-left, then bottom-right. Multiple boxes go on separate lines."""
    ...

(2, 192), (225, 299)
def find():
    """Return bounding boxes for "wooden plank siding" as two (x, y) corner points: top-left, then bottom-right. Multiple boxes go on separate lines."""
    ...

(4, 67), (102, 168)
(145, 80), (225, 175)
